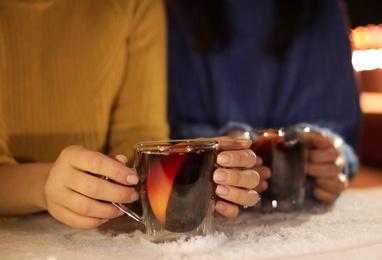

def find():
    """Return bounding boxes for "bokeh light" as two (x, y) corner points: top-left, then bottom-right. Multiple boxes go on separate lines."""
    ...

(350, 24), (382, 71)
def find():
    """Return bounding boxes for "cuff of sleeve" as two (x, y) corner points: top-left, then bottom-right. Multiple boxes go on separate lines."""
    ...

(218, 121), (253, 136)
(0, 155), (17, 166)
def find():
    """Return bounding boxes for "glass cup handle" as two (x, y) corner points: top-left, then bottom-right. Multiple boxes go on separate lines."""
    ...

(112, 202), (143, 223)
(101, 176), (143, 224)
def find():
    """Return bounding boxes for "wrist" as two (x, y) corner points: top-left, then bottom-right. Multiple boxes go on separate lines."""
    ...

(37, 163), (53, 212)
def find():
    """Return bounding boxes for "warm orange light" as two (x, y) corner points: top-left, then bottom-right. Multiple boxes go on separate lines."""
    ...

(350, 24), (382, 50)
(350, 24), (382, 71)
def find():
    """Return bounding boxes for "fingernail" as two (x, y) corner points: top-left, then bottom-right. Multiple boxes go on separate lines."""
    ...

(236, 139), (252, 145)
(130, 191), (139, 201)
(101, 219), (109, 224)
(126, 174), (139, 184)
(213, 170), (228, 183)
(217, 154), (232, 165)
(216, 185), (230, 196)
(215, 202), (227, 212)
(115, 154), (128, 164)
(256, 156), (263, 165)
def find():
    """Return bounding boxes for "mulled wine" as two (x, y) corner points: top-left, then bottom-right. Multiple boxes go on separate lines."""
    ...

(251, 128), (305, 212)
(136, 142), (217, 232)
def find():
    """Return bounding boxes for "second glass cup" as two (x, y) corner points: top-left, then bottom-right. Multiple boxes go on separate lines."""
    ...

(249, 127), (306, 212)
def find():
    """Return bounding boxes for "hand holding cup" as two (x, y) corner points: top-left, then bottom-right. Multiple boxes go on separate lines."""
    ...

(303, 130), (348, 203)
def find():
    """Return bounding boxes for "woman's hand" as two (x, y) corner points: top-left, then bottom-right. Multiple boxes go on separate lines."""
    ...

(210, 137), (262, 218)
(304, 131), (348, 203)
(44, 145), (139, 229)
(225, 130), (271, 193)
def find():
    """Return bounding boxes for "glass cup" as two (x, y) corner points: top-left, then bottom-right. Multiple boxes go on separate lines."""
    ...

(250, 127), (306, 212)
(113, 139), (218, 242)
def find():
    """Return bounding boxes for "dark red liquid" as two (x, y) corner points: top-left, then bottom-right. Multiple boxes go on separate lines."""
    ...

(136, 149), (216, 232)
(251, 133), (305, 211)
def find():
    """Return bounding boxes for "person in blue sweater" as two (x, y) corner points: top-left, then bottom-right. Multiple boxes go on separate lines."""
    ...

(166, 0), (361, 204)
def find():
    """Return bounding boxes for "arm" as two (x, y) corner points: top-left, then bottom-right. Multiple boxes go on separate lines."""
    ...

(0, 163), (50, 215)
(0, 0), (167, 229)
(0, 122), (49, 215)
(0, 122), (49, 216)
(0, 146), (140, 229)
(287, 1), (361, 202)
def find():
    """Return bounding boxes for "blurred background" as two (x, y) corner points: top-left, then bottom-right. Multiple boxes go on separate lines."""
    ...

(344, 0), (382, 167)
(345, 0), (382, 27)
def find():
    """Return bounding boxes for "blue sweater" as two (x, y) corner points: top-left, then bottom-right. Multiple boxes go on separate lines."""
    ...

(166, 0), (361, 177)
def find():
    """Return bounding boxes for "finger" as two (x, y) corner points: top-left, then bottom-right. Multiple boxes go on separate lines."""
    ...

(254, 179), (268, 193)
(255, 156), (263, 166)
(48, 203), (110, 229)
(305, 131), (332, 149)
(213, 168), (260, 190)
(328, 135), (344, 151)
(62, 146), (138, 185)
(308, 146), (339, 164)
(314, 176), (346, 195)
(109, 154), (128, 165)
(253, 165), (271, 180)
(60, 189), (125, 220)
(217, 149), (257, 168)
(335, 154), (347, 170)
(215, 185), (259, 207)
(306, 162), (339, 178)
(311, 185), (338, 204)
(67, 171), (140, 203)
(213, 137), (252, 150)
(214, 200), (239, 218)
(252, 165), (271, 192)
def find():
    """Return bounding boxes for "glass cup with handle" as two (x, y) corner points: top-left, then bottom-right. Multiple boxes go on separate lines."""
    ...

(112, 139), (218, 242)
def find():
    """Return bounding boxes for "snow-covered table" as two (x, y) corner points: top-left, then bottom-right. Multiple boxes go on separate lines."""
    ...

(1, 185), (382, 260)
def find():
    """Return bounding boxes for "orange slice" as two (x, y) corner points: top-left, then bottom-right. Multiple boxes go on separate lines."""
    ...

(146, 153), (186, 227)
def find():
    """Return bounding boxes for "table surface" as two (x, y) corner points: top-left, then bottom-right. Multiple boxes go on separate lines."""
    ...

(1, 165), (382, 260)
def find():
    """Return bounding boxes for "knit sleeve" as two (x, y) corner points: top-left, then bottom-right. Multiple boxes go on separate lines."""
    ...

(0, 123), (20, 223)
(0, 122), (17, 166)
(107, 0), (169, 163)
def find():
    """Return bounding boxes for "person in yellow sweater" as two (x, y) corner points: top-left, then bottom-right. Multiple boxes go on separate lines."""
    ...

(0, 0), (260, 229)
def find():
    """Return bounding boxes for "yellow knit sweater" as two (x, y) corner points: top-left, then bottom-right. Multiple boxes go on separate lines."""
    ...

(0, 0), (169, 168)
